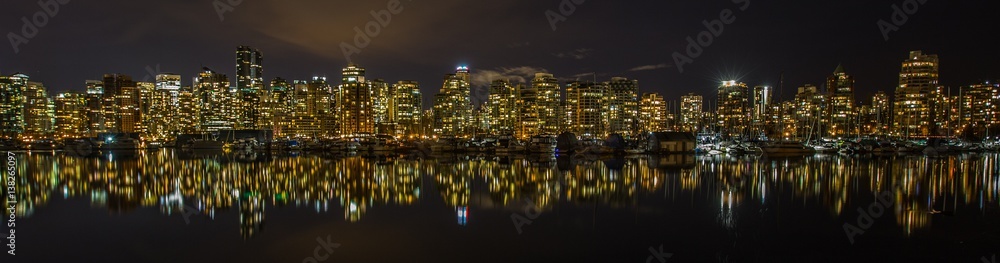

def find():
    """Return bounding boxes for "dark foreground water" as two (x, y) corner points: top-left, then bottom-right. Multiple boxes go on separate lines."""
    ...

(4, 150), (1000, 262)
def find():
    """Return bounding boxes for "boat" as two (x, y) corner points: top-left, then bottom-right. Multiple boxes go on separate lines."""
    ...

(576, 139), (614, 155)
(362, 134), (398, 152)
(495, 135), (525, 154)
(431, 136), (459, 153)
(330, 139), (360, 152)
(184, 137), (224, 150)
(28, 139), (57, 151)
(527, 135), (557, 153)
(760, 141), (815, 155)
(101, 137), (139, 150)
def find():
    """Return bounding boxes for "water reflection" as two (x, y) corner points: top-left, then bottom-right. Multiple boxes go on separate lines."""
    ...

(5, 150), (999, 239)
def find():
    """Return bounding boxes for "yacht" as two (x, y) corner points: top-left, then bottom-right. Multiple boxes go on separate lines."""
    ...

(330, 139), (360, 152)
(577, 139), (614, 155)
(431, 136), (459, 153)
(102, 137), (139, 150)
(495, 135), (525, 154)
(760, 141), (815, 155)
(184, 137), (224, 150)
(527, 135), (557, 153)
(362, 135), (398, 152)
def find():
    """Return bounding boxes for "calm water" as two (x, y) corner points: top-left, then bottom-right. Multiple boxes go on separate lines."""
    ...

(4, 150), (1000, 262)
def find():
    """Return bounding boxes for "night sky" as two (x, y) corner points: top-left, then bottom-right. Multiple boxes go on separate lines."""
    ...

(1, 0), (998, 108)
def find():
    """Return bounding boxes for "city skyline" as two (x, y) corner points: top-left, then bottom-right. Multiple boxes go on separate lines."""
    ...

(2, 1), (999, 105)
(4, 46), (1000, 141)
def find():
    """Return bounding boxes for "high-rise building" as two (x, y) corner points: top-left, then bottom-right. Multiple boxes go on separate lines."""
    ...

(961, 82), (1000, 136)
(102, 74), (138, 133)
(488, 79), (519, 135)
(752, 85), (772, 137)
(516, 83), (539, 139)
(532, 73), (561, 134)
(717, 81), (749, 137)
(24, 81), (54, 138)
(84, 80), (104, 136)
(872, 91), (891, 136)
(893, 50), (939, 137)
(639, 93), (667, 132)
(146, 74), (182, 141)
(54, 92), (88, 139)
(0, 74), (26, 138)
(136, 81), (155, 135)
(236, 46), (264, 130)
(794, 84), (826, 140)
(196, 68), (234, 132)
(269, 78), (294, 137)
(340, 64), (375, 136)
(176, 86), (200, 134)
(606, 77), (639, 136)
(827, 65), (855, 138)
(433, 66), (473, 137)
(680, 93), (703, 133)
(371, 79), (393, 134)
(310, 77), (336, 137)
(565, 81), (607, 138)
(392, 80), (422, 137)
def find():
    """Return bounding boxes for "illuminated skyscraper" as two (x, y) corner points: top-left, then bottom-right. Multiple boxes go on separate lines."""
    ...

(872, 91), (891, 136)
(680, 93), (703, 132)
(136, 81), (155, 135)
(371, 79), (392, 133)
(147, 74), (181, 140)
(340, 64), (375, 136)
(0, 74), (26, 138)
(752, 85), (772, 137)
(565, 81), (607, 138)
(827, 65), (855, 138)
(488, 79), (518, 135)
(54, 92), (88, 139)
(893, 50), (939, 137)
(269, 78), (294, 137)
(433, 66), (473, 136)
(310, 77), (336, 137)
(176, 86), (200, 134)
(517, 83), (539, 139)
(606, 77), (639, 136)
(236, 46), (264, 129)
(639, 93), (666, 132)
(717, 81), (749, 137)
(532, 73), (561, 134)
(24, 81), (54, 138)
(794, 84), (826, 140)
(196, 68), (234, 132)
(102, 74), (137, 133)
(392, 80), (422, 137)
(961, 82), (1000, 136)
(84, 80), (104, 136)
